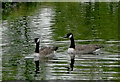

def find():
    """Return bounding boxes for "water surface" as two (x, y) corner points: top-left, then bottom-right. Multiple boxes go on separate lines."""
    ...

(2, 2), (119, 80)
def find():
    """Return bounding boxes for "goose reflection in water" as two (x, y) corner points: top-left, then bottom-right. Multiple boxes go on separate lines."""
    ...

(34, 38), (58, 73)
(64, 33), (104, 72)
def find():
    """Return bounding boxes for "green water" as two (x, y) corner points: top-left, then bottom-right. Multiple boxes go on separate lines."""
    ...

(2, 2), (119, 80)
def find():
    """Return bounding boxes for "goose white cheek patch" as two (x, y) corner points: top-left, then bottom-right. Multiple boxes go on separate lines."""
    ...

(37, 39), (40, 43)
(69, 35), (72, 38)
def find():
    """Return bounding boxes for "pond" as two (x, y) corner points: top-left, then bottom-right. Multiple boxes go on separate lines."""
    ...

(2, 2), (120, 80)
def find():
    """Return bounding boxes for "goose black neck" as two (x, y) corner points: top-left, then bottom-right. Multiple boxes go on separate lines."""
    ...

(35, 43), (39, 53)
(70, 37), (75, 49)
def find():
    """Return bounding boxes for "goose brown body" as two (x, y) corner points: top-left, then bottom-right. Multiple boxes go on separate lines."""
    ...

(39, 47), (58, 57)
(75, 45), (102, 54)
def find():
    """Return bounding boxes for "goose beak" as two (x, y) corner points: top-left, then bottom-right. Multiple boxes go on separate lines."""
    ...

(64, 35), (67, 38)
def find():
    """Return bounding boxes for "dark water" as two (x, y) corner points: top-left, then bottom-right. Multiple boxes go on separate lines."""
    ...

(2, 2), (120, 80)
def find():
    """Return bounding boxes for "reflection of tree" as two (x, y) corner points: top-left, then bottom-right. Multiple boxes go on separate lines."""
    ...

(2, 16), (33, 80)
(22, 16), (32, 47)
(84, 2), (101, 40)
(25, 59), (34, 80)
(8, 16), (32, 54)
(85, 2), (92, 25)
(2, 2), (38, 20)
(109, 2), (114, 14)
(53, 2), (118, 41)
(53, 3), (83, 40)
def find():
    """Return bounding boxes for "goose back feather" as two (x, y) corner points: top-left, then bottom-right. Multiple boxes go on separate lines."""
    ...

(39, 47), (58, 57)
(75, 45), (102, 54)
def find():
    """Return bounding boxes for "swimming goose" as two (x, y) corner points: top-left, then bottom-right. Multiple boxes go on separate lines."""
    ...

(34, 38), (58, 61)
(34, 38), (58, 73)
(64, 33), (103, 54)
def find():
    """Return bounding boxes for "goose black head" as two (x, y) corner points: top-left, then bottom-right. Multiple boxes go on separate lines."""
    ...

(34, 38), (40, 43)
(64, 33), (73, 39)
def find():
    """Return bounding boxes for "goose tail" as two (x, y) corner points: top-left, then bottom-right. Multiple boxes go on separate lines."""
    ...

(95, 45), (104, 49)
(53, 47), (58, 51)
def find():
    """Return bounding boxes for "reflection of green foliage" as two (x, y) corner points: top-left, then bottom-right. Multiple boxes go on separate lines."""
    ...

(2, 13), (34, 80)
(2, 2), (38, 20)
(2, 2), (119, 41)
(52, 2), (118, 42)
(24, 60), (34, 80)
(2, 2), (19, 20)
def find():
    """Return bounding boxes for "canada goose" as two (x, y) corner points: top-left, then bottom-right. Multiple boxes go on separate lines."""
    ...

(34, 38), (58, 73)
(64, 33), (103, 54)
(34, 38), (58, 61)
